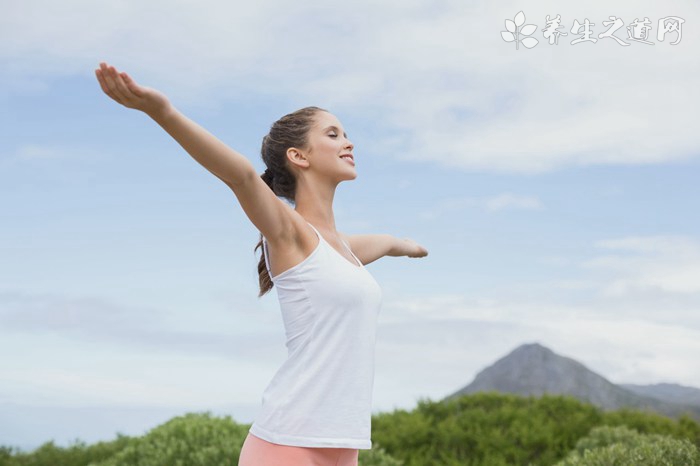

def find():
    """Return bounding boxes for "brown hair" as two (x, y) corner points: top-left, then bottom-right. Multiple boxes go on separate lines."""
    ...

(255, 106), (328, 297)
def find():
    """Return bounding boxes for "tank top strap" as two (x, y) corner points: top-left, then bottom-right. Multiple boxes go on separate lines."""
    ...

(305, 221), (322, 239)
(263, 221), (363, 279)
(261, 236), (272, 277)
(340, 237), (362, 266)
(306, 221), (361, 267)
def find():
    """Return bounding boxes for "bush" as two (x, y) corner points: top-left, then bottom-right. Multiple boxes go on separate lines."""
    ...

(556, 425), (700, 466)
(372, 393), (604, 466)
(3, 396), (698, 466)
(1, 435), (133, 466)
(359, 445), (405, 466)
(602, 409), (700, 445)
(88, 412), (248, 466)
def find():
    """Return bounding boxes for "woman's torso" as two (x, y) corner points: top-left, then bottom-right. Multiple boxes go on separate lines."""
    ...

(250, 216), (383, 449)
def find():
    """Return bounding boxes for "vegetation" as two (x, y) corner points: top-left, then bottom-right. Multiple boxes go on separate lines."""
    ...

(0, 434), (132, 466)
(2, 393), (698, 466)
(555, 425), (700, 465)
(371, 393), (699, 465)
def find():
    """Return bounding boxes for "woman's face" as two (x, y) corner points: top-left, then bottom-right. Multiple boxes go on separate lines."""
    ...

(299, 111), (356, 181)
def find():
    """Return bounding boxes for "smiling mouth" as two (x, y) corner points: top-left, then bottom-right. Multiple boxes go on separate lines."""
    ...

(340, 155), (355, 166)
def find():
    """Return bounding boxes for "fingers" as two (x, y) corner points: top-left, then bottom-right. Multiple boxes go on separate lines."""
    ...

(96, 62), (121, 103)
(96, 62), (132, 105)
(120, 72), (144, 98)
(95, 69), (109, 94)
(106, 65), (130, 102)
(95, 66), (122, 105)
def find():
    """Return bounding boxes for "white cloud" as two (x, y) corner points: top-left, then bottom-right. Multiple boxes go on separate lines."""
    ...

(1, 369), (196, 406)
(1, 144), (112, 166)
(419, 192), (543, 219)
(484, 192), (544, 211)
(15, 144), (60, 160)
(377, 293), (700, 389)
(584, 235), (700, 295)
(1, 0), (698, 172)
(0, 290), (280, 362)
(376, 233), (700, 388)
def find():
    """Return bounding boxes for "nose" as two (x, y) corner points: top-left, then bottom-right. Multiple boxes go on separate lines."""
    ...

(345, 138), (354, 151)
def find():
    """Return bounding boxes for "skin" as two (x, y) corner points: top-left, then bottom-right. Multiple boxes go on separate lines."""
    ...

(95, 62), (428, 278)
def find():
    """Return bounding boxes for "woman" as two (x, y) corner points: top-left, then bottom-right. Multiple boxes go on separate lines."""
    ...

(95, 62), (428, 466)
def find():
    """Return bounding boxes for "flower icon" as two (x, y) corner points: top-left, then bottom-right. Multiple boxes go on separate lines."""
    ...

(501, 11), (539, 49)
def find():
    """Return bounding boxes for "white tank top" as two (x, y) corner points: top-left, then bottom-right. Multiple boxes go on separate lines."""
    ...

(249, 221), (383, 449)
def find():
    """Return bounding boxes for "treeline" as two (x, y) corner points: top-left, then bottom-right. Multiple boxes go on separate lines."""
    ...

(373, 392), (700, 465)
(1, 393), (699, 466)
(0, 413), (399, 466)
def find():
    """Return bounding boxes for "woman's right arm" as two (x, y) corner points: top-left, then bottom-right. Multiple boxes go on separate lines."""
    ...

(95, 61), (253, 188)
(152, 105), (257, 188)
(95, 62), (297, 243)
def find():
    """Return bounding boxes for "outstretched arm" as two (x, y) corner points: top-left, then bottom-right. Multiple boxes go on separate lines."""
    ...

(95, 62), (255, 188)
(95, 61), (298, 246)
(341, 233), (428, 265)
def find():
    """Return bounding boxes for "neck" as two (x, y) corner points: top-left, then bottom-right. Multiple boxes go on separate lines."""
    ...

(294, 174), (340, 233)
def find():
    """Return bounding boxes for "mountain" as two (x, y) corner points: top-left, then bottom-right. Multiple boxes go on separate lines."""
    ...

(621, 383), (700, 406)
(443, 342), (700, 420)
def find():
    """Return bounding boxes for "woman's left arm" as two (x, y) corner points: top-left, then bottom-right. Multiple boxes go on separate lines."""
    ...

(341, 233), (428, 265)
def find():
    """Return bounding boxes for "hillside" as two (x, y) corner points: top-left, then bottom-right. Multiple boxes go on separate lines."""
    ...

(621, 382), (700, 406)
(443, 342), (700, 420)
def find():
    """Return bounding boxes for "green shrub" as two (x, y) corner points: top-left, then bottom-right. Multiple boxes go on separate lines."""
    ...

(3, 395), (699, 466)
(359, 445), (405, 466)
(372, 393), (604, 466)
(371, 393), (700, 466)
(571, 425), (641, 455)
(1, 434), (133, 466)
(556, 425), (700, 466)
(88, 412), (248, 466)
(603, 409), (700, 445)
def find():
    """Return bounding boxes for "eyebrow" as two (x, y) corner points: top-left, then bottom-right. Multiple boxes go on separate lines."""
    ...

(323, 125), (348, 138)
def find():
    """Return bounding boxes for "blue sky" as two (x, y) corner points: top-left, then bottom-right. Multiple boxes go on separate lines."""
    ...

(1, 0), (699, 452)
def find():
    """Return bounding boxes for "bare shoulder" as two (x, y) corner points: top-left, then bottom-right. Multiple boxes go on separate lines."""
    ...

(289, 211), (321, 250)
(263, 210), (322, 278)
(264, 208), (318, 258)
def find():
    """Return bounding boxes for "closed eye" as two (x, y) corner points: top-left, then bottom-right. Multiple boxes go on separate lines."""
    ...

(323, 125), (348, 139)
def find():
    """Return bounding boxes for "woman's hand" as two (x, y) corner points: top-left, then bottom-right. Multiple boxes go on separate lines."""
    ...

(394, 238), (429, 258)
(95, 62), (172, 120)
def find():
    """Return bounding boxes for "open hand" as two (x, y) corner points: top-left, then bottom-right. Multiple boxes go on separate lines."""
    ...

(399, 238), (429, 258)
(95, 62), (172, 119)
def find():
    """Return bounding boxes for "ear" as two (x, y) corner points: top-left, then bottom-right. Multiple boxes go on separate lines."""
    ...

(287, 147), (310, 169)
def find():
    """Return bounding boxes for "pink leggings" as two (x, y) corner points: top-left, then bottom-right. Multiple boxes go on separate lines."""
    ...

(238, 432), (359, 466)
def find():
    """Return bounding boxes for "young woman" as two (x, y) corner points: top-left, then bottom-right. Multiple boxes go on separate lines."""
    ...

(95, 62), (428, 466)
